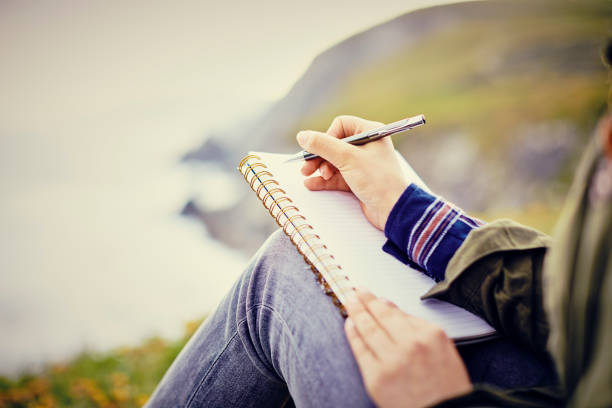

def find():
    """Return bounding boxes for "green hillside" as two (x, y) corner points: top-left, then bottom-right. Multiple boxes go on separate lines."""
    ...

(295, 1), (610, 232)
(300, 6), (608, 138)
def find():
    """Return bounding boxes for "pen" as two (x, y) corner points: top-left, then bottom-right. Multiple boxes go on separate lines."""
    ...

(284, 114), (426, 162)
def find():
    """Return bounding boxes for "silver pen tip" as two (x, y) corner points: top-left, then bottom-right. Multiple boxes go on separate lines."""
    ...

(283, 152), (305, 163)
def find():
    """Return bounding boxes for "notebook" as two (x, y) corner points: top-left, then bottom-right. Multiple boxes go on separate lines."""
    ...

(238, 152), (496, 343)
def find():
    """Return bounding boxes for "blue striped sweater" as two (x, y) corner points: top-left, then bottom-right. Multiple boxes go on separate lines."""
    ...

(382, 184), (484, 282)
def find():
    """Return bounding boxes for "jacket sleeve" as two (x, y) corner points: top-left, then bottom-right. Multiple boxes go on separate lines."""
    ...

(421, 219), (553, 352)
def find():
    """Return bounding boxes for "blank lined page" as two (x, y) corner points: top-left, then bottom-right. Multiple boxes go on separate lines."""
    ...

(254, 152), (495, 341)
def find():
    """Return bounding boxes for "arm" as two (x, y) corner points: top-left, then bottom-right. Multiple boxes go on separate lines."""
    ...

(383, 185), (552, 351)
(298, 118), (552, 349)
(423, 220), (552, 352)
(296, 116), (555, 406)
(381, 181), (553, 351)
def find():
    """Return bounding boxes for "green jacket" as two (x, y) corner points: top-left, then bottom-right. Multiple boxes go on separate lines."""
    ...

(427, 133), (611, 407)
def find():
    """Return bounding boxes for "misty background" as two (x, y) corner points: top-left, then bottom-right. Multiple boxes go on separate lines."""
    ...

(1, 0), (453, 375)
(0, 2), (610, 404)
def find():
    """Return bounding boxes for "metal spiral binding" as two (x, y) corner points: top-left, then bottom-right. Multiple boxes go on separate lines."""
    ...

(238, 154), (354, 317)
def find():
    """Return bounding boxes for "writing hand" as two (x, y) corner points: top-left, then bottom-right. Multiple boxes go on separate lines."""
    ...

(344, 289), (472, 408)
(296, 116), (415, 230)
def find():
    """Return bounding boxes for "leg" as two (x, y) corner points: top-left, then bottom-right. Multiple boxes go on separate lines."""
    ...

(148, 230), (556, 407)
(459, 338), (558, 389)
(146, 230), (375, 408)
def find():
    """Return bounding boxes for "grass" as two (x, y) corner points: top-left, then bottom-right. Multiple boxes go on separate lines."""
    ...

(297, 9), (608, 147)
(0, 319), (203, 408)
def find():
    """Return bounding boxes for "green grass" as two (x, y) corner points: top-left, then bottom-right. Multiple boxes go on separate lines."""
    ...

(0, 320), (203, 408)
(297, 9), (608, 146)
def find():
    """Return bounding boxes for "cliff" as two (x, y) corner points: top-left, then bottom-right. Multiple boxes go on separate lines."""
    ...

(182, 0), (611, 253)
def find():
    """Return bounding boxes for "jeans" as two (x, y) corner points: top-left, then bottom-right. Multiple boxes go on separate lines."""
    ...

(146, 231), (556, 408)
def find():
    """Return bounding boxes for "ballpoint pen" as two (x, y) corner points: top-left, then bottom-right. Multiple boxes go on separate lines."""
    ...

(284, 114), (426, 163)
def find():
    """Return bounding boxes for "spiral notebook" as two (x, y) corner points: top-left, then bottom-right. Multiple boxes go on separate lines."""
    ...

(238, 152), (496, 343)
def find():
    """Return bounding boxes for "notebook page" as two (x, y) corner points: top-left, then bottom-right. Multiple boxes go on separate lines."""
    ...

(253, 152), (495, 340)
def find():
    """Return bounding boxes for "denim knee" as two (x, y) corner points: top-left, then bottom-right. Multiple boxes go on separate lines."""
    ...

(256, 230), (305, 270)
(238, 230), (335, 319)
(251, 230), (313, 288)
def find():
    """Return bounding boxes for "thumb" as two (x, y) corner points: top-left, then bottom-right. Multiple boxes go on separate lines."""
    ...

(296, 130), (356, 169)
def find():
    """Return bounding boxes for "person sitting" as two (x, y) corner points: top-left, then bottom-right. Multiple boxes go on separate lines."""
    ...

(145, 42), (612, 408)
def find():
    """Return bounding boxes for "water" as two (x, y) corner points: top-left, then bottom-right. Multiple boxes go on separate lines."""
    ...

(0, 141), (248, 375)
(0, 0), (446, 376)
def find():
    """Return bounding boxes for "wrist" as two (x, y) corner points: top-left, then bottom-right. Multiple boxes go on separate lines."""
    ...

(382, 184), (484, 281)
(383, 183), (421, 237)
(379, 180), (410, 228)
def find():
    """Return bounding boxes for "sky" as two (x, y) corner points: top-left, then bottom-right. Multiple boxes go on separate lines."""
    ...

(0, 0), (466, 373)
(0, 0), (465, 172)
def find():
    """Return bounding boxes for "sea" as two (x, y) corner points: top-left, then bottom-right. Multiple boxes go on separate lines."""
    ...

(0, 0), (436, 376)
(0, 124), (250, 375)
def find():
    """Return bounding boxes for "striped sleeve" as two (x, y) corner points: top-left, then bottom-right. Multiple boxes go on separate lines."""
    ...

(382, 184), (485, 282)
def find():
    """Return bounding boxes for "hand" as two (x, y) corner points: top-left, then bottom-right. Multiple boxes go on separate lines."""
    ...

(599, 113), (612, 160)
(344, 290), (472, 408)
(296, 116), (413, 230)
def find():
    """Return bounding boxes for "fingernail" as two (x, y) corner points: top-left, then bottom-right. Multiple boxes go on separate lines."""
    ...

(345, 317), (355, 330)
(296, 131), (309, 146)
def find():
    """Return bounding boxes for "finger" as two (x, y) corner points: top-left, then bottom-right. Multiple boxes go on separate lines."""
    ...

(327, 115), (384, 140)
(303, 173), (350, 192)
(345, 317), (379, 370)
(363, 297), (407, 343)
(319, 161), (337, 180)
(393, 313), (441, 345)
(352, 288), (378, 307)
(344, 290), (394, 357)
(296, 130), (358, 170)
(327, 116), (352, 139)
(300, 157), (323, 176)
(402, 313), (434, 329)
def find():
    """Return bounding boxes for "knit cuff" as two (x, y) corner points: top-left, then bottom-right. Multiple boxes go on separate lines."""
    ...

(382, 184), (484, 281)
